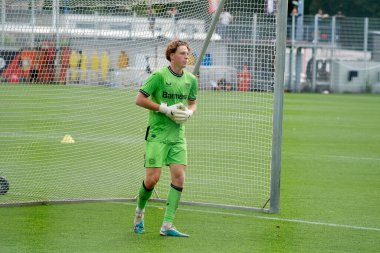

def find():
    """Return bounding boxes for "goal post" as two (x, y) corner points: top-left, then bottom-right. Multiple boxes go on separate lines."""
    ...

(271, 0), (287, 213)
(0, 0), (287, 213)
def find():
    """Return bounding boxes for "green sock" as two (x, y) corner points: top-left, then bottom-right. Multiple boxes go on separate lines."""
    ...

(137, 181), (154, 210)
(163, 184), (182, 223)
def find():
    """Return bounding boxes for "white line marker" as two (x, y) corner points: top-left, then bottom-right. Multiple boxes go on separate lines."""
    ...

(116, 202), (380, 232)
(285, 152), (380, 162)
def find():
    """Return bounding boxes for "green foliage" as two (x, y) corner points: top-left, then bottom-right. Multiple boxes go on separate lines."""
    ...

(304, 0), (380, 17)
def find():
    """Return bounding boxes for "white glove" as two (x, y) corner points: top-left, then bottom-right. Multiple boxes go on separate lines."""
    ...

(158, 102), (184, 120)
(172, 107), (193, 124)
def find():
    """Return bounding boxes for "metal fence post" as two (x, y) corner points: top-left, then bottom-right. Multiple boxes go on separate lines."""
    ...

(330, 16), (336, 91)
(31, 0), (36, 47)
(364, 17), (369, 91)
(312, 15), (319, 91)
(296, 0), (304, 41)
(288, 15), (296, 91)
(1, 0), (5, 47)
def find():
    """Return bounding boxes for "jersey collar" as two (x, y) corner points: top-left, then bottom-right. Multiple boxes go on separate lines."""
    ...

(168, 66), (183, 77)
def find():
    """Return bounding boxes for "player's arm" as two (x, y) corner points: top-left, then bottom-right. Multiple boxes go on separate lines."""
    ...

(135, 91), (183, 120)
(135, 91), (160, 111)
(187, 99), (197, 114)
(172, 100), (196, 124)
(172, 74), (198, 123)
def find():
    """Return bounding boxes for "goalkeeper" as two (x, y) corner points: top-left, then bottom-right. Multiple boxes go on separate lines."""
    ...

(133, 39), (197, 237)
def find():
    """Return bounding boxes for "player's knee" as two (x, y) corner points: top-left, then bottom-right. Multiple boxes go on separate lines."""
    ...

(145, 176), (160, 189)
(172, 173), (185, 186)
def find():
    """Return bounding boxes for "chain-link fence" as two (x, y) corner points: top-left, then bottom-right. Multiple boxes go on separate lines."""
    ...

(286, 15), (380, 93)
(1, 2), (380, 93)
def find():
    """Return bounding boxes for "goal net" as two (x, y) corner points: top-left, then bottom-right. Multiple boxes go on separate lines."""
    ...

(0, 0), (286, 212)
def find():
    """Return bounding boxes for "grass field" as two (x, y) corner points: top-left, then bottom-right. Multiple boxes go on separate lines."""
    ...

(0, 85), (379, 252)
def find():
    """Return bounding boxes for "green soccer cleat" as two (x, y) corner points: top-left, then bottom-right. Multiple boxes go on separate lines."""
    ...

(160, 225), (189, 237)
(133, 220), (145, 234)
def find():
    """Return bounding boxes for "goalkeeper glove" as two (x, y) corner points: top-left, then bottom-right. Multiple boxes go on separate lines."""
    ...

(172, 107), (193, 124)
(158, 102), (184, 121)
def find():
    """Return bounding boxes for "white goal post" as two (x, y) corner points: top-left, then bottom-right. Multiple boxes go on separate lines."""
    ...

(0, 0), (287, 213)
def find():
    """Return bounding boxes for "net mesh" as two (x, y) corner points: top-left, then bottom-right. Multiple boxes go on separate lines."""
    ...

(0, 0), (281, 210)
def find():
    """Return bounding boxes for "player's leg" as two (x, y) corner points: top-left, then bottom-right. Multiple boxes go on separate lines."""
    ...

(160, 143), (189, 237)
(160, 164), (189, 237)
(138, 168), (161, 210)
(134, 168), (161, 234)
(134, 141), (167, 234)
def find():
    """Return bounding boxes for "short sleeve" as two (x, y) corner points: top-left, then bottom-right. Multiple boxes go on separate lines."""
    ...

(139, 72), (163, 97)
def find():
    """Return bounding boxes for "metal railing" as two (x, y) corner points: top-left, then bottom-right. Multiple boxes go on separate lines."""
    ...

(286, 15), (380, 93)
(2, 5), (380, 92)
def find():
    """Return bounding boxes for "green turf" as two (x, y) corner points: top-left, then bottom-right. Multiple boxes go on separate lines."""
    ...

(0, 86), (379, 252)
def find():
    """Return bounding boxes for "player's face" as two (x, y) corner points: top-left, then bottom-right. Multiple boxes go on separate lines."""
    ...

(171, 45), (189, 69)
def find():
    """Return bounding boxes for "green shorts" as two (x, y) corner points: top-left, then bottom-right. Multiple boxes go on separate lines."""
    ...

(144, 141), (187, 167)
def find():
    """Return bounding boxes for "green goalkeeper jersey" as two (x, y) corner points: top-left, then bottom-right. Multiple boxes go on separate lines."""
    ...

(139, 66), (198, 143)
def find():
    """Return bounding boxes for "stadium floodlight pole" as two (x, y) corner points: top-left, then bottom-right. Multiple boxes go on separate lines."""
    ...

(270, 0), (288, 213)
(192, 0), (227, 76)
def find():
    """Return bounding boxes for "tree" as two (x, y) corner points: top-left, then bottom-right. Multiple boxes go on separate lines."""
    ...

(304, 0), (380, 18)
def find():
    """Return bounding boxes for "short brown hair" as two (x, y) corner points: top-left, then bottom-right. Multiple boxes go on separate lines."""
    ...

(165, 39), (191, 61)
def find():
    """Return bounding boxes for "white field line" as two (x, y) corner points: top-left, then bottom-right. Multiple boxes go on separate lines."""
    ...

(117, 202), (380, 232)
(284, 152), (380, 162)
